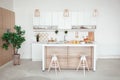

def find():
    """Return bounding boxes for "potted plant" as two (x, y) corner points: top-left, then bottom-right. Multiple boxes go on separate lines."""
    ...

(2, 25), (25, 65)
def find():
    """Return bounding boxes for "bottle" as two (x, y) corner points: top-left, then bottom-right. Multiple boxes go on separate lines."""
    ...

(36, 34), (39, 42)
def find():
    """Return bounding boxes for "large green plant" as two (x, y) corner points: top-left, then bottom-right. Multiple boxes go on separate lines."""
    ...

(2, 25), (25, 54)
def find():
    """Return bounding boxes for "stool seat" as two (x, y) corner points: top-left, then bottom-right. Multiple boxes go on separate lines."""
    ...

(51, 55), (57, 61)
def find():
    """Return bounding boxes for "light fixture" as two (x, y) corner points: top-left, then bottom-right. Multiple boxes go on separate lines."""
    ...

(63, 9), (69, 17)
(34, 9), (40, 17)
(93, 9), (98, 17)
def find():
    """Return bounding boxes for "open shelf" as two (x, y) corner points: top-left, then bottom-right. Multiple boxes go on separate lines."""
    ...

(33, 29), (96, 32)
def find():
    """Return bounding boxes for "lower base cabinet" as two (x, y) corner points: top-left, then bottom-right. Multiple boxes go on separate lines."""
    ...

(32, 43), (42, 61)
(45, 46), (93, 69)
(68, 47), (93, 69)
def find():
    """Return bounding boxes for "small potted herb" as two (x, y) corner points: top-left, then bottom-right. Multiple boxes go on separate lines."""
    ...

(36, 34), (39, 42)
(55, 30), (59, 34)
(64, 30), (68, 34)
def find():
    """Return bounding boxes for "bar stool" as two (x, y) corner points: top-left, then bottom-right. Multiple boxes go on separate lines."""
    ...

(76, 55), (89, 76)
(48, 54), (61, 72)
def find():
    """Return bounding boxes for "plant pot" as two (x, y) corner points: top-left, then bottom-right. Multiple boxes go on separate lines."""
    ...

(13, 54), (20, 65)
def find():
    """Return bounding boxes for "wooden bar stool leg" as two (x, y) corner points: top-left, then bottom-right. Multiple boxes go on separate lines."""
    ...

(76, 59), (82, 71)
(55, 61), (57, 73)
(83, 59), (86, 76)
(76, 55), (89, 76)
(48, 55), (61, 72)
(85, 59), (89, 71)
(48, 60), (52, 72)
(57, 60), (61, 72)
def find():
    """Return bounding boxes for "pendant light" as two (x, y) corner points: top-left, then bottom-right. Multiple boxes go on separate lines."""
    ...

(63, 9), (69, 17)
(34, 9), (40, 17)
(93, 9), (98, 17)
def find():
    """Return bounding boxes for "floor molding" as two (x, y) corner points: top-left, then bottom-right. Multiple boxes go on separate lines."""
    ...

(0, 61), (12, 69)
(97, 55), (120, 59)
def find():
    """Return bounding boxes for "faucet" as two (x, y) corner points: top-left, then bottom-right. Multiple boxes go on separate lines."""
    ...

(64, 30), (68, 42)
(64, 35), (66, 42)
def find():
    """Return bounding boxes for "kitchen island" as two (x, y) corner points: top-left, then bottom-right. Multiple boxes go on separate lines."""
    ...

(41, 43), (96, 71)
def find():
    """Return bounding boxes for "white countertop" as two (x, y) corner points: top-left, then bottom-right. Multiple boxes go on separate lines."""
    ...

(32, 42), (96, 46)
(44, 43), (95, 46)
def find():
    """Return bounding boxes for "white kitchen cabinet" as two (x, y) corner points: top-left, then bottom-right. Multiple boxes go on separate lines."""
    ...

(57, 12), (72, 29)
(71, 12), (79, 25)
(33, 11), (97, 29)
(52, 12), (59, 25)
(33, 17), (40, 26)
(78, 11), (94, 25)
(35, 12), (52, 26)
(32, 43), (42, 61)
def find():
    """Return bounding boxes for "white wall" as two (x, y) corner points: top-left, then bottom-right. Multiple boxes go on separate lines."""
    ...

(13, 0), (120, 59)
(0, 0), (14, 11)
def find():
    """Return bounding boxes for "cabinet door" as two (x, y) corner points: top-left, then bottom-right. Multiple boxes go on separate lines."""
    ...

(58, 12), (72, 29)
(39, 12), (52, 26)
(45, 46), (67, 68)
(33, 17), (40, 26)
(71, 12), (79, 25)
(32, 44), (42, 61)
(52, 12), (59, 25)
(68, 47), (92, 69)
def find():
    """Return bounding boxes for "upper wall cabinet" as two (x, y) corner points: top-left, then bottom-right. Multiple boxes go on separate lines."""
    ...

(33, 11), (97, 29)
(33, 12), (58, 29)
(71, 11), (97, 25)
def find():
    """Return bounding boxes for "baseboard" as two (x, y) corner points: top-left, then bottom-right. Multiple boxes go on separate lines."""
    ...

(32, 59), (42, 61)
(97, 55), (120, 59)
(20, 57), (31, 59)
(0, 61), (12, 69)
(20, 56), (120, 60)
(20, 57), (42, 61)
